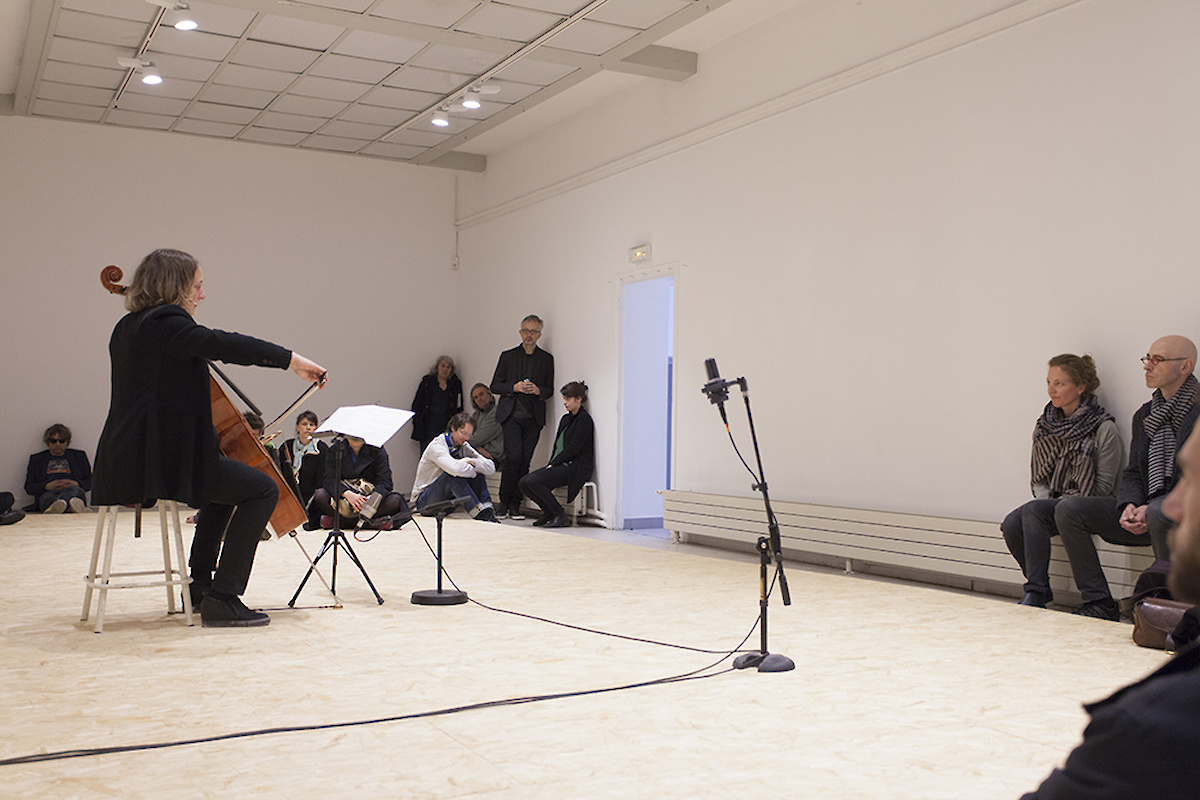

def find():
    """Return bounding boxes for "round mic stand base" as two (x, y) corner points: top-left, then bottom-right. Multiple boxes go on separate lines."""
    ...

(733, 652), (796, 672)
(411, 506), (467, 606)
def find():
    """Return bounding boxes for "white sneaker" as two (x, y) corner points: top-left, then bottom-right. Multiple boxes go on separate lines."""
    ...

(46, 499), (67, 514)
(69, 498), (86, 514)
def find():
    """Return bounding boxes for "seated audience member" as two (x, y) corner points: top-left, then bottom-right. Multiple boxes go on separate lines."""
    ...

(279, 410), (328, 515)
(310, 436), (407, 529)
(1001, 355), (1121, 608)
(411, 355), (464, 451)
(25, 424), (92, 513)
(1056, 335), (1198, 620)
(1021, 426), (1200, 798)
(519, 381), (594, 529)
(411, 412), (499, 522)
(468, 383), (504, 467)
(1, 492), (25, 526)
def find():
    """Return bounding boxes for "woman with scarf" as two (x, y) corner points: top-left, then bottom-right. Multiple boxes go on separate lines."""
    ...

(1001, 354), (1121, 608)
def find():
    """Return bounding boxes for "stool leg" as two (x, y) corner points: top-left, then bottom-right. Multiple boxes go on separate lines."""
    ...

(82, 506), (109, 622)
(93, 506), (120, 633)
(159, 502), (177, 615)
(169, 501), (194, 626)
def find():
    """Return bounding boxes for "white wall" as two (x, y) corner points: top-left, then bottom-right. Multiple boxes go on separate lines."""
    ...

(453, 0), (1200, 524)
(0, 114), (456, 500)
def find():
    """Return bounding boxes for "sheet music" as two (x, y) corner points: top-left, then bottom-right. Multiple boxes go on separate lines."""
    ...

(315, 405), (413, 448)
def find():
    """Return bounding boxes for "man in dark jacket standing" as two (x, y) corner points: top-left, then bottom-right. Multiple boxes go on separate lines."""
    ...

(490, 315), (553, 519)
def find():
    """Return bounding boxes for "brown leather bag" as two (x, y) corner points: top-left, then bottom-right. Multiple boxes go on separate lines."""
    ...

(1133, 597), (1194, 650)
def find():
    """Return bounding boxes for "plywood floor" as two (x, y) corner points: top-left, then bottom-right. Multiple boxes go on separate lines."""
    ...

(0, 511), (1166, 799)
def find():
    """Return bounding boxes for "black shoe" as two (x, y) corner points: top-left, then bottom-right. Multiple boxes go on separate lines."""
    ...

(508, 505), (526, 521)
(1072, 597), (1120, 621)
(390, 510), (413, 529)
(188, 583), (209, 608)
(544, 514), (571, 528)
(0, 509), (24, 526)
(1018, 591), (1051, 608)
(532, 513), (554, 527)
(476, 508), (500, 523)
(201, 594), (270, 627)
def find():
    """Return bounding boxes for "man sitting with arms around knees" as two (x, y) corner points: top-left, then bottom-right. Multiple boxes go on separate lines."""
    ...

(1022, 427), (1200, 798)
(411, 412), (499, 522)
(1056, 335), (1199, 620)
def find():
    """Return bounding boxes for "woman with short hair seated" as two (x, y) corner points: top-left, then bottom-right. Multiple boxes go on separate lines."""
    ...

(519, 381), (594, 528)
(1001, 354), (1122, 608)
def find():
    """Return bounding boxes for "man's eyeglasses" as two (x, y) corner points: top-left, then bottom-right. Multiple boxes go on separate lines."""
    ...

(48, 437), (67, 444)
(520, 328), (542, 336)
(1141, 355), (1188, 367)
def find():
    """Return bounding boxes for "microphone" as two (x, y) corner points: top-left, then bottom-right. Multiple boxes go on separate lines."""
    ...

(702, 357), (730, 424)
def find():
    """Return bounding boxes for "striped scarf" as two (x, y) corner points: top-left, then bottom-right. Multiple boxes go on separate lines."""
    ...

(1145, 373), (1200, 496)
(1031, 395), (1114, 498)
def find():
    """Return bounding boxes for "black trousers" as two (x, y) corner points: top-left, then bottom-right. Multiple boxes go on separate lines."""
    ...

(519, 464), (571, 519)
(500, 416), (543, 509)
(190, 456), (277, 597)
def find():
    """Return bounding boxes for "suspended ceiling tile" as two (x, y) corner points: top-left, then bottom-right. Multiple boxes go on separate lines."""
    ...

(114, 92), (191, 116)
(270, 93), (348, 117)
(301, 134), (364, 152)
(493, 57), (574, 85)
(370, 0), (477, 29)
(410, 43), (505, 75)
(186, 102), (261, 124)
(148, 28), (238, 61)
(332, 29), (426, 63)
(385, 127), (449, 147)
(290, 75), (370, 102)
(384, 65), (471, 94)
(213, 63), (296, 92)
(182, 2), (256, 38)
(255, 110), (325, 133)
(47, 37), (131, 69)
(32, 99), (106, 122)
(308, 54), (395, 84)
(483, 79), (537, 103)
(60, 0), (154, 21)
(248, 15), (345, 51)
(456, 4), (560, 43)
(507, 0), (588, 13)
(321, 119), (391, 140)
(107, 108), (175, 129)
(360, 140), (424, 159)
(362, 84), (440, 111)
(37, 81), (115, 107)
(230, 40), (322, 73)
(338, 103), (415, 126)
(240, 126), (308, 145)
(586, 0), (689, 30)
(151, 53), (221, 82)
(55, 9), (147, 48)
(41, 61), (125, 90)
(198, 83), (277, 108)
(174, 117), (243, 137)
(543, 19), (635, 55)
(301, 0), (375, 13)
(125, 76), (203, 100)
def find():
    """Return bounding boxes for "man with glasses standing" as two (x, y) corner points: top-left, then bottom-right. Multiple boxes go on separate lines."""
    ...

(490, 315), (554, 520)
(1056, 335), (1199, 619)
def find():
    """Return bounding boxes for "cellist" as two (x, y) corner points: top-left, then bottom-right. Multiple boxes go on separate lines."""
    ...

(92, 249), (326, 628)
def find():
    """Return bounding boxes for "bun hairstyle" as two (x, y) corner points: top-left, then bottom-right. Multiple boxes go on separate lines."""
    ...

(561, 381), (588, 402)
(1048, 353), (1100, 396)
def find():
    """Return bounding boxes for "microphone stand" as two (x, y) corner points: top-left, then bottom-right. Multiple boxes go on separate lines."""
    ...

(410, 496), (471, 606)
(704, 363), (794, 673)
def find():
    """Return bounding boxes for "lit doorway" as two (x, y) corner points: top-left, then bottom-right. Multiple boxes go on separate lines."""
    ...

(618, 271), (674, 529)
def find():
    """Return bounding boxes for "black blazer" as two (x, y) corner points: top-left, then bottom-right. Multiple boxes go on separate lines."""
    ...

(322, 441), (395, 498)
(1118, 398), (1200, 510)
(24, 448), (93, 508)
(490, 345), (554, 425)
(547, 407), (594, 502)
(92, 304), (291, 507)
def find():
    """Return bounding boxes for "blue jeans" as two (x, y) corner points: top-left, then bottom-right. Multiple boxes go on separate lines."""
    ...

(415, 472), (493, 517)
(39, 485), (87, 511)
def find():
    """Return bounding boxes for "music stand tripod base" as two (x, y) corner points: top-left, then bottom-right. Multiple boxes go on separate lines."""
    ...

(411, 588), (467, 605)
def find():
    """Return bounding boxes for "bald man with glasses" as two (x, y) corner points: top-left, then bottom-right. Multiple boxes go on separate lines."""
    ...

(490, 315), (554, 520)
(1055, 335), (1199, 620)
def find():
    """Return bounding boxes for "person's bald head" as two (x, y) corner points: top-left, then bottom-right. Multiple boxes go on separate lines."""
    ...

(1143, 335), (1197, 398)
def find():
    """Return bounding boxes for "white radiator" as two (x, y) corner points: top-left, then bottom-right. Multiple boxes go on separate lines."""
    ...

(662, 489), (1156, 602)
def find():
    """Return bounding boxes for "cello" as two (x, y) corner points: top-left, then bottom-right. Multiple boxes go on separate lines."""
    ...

(101, 265), (318, 537)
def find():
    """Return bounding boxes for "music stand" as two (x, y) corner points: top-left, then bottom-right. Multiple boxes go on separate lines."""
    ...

(288, 405), (412, 607)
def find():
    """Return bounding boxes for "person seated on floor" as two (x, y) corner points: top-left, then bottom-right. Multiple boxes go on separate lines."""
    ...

(25, 423), (92, 513)
(468, 382), (504, 468)
(279, 410), (329, 514)
(1000, 354), (1121, 609)
(310, 435), (407, 530)
(1021, 425), (1200, 799)
(411, 412), (499, 522)
(518, 381), (594, 529)
(1055, 335), (1199, 620)
(1, 491), (25, 526)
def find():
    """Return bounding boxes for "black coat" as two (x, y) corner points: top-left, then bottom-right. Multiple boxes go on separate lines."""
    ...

(92, 304), (291, 507)
(410, 373), (463, 445)
(547, 407), (594, 502)
(24, 448), (92, 508)
(322, 441), (394, 498)
(1118, 397), (1200, 511)
(490, 345), (554, 425)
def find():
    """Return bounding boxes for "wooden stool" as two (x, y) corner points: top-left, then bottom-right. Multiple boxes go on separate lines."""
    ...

(82, 501), (194, 633)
